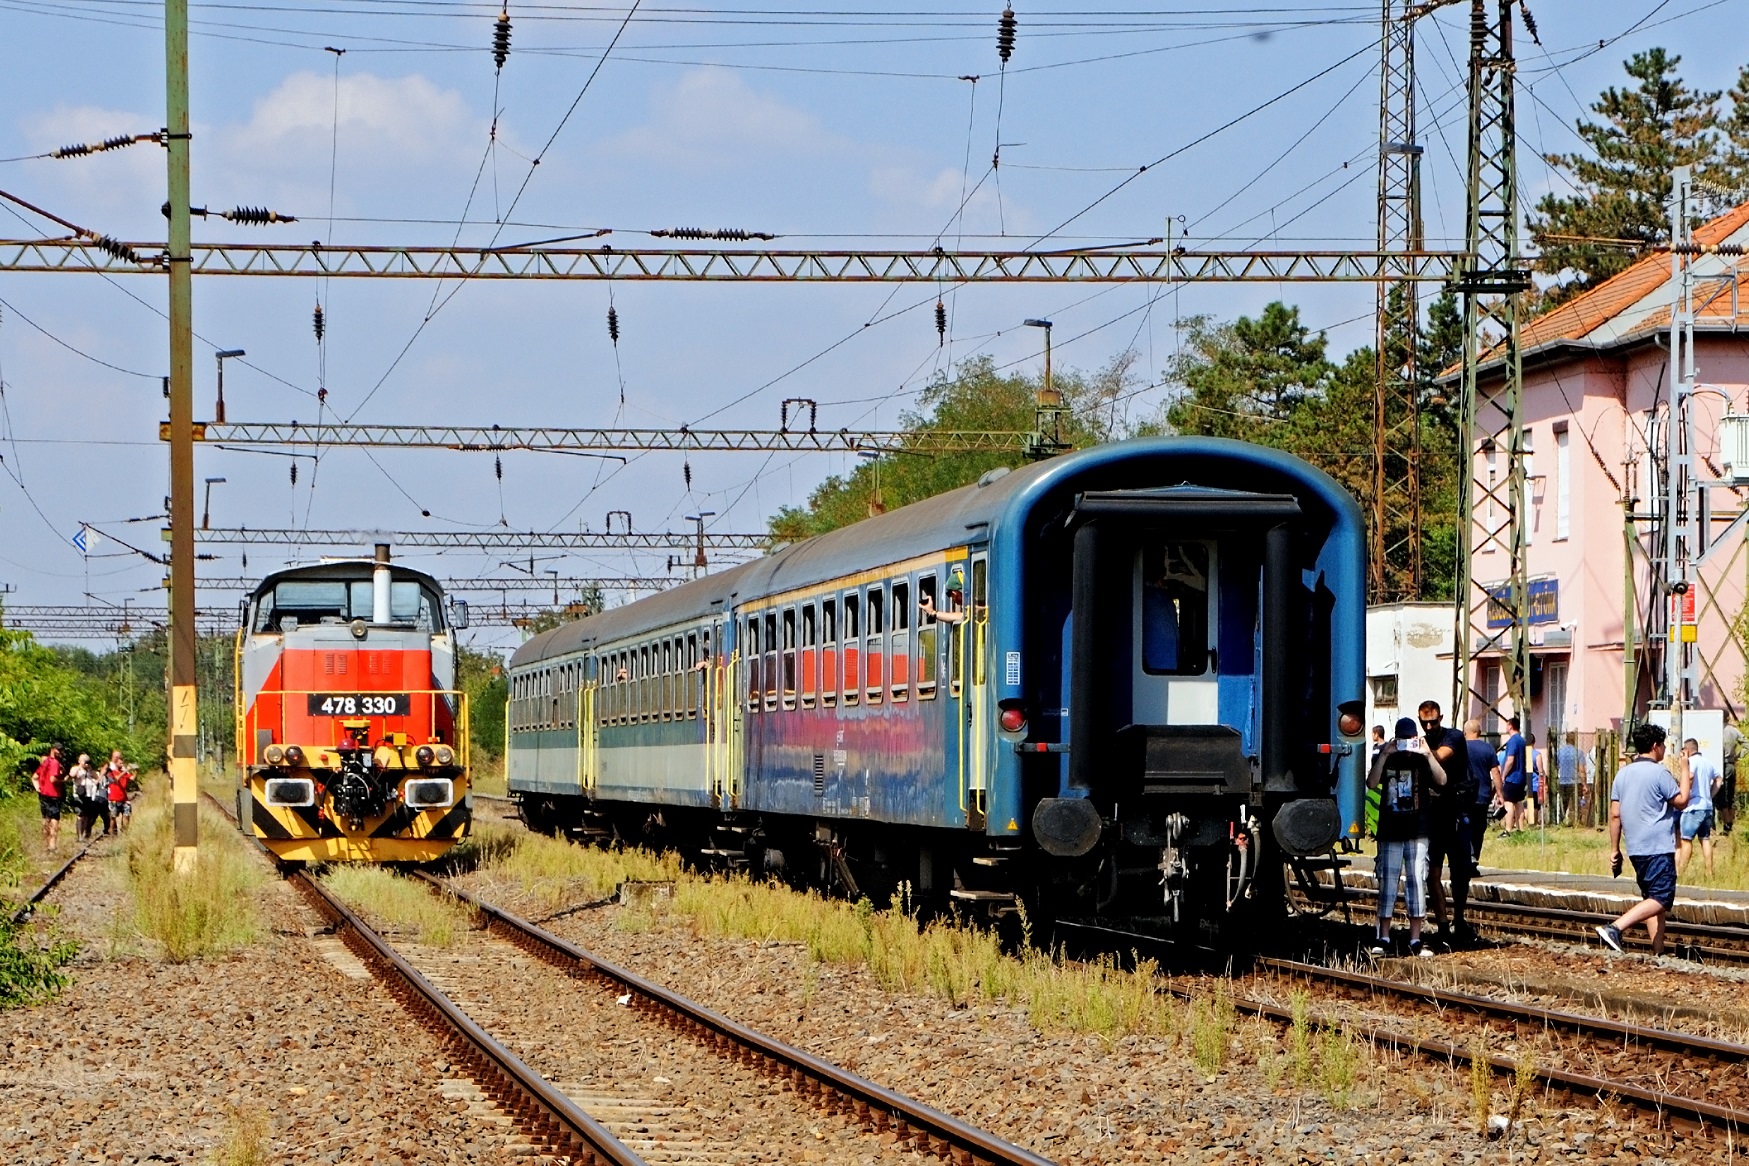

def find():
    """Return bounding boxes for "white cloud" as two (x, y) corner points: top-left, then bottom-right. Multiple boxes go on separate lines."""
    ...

(605, 68), (843, 168)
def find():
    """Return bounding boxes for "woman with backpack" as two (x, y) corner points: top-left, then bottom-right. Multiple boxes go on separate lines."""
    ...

(1367, 716), (1448, 957)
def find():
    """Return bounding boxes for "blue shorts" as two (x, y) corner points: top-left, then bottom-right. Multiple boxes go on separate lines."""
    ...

(1680, 807), (1715, 841)
(1629, 852), (1678, 911)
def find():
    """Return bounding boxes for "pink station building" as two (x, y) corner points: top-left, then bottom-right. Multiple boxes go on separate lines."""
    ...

(1457, 201), (1749, 739)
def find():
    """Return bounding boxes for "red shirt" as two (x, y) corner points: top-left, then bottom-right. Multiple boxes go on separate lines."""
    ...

(105, 766), (132, 802)
(34, 756), (63, 797)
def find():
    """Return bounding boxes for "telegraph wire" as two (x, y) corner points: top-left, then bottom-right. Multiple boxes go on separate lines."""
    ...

(340, 0), (645, 423)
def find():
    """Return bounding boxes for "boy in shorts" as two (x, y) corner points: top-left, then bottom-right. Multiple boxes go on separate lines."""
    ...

(1677, 737), (1720, 879)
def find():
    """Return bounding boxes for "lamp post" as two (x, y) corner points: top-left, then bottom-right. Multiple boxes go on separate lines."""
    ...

(1022, 318), (1065, 457)
(202, 477), (226, 530)
(214, 349), (245, 423)
(684, 511), (716, 573)
(544, 568), (560, 607)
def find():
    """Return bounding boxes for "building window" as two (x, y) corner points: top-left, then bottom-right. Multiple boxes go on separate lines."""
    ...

(1555, 423), (1571, 540)
(1522, 427), (1535, 547)
(1369, 674), (1399, 708)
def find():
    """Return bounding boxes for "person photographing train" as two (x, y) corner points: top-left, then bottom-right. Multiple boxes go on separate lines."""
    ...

(1367, 716), (1447, 958)
(1596, 722), (1692, 956)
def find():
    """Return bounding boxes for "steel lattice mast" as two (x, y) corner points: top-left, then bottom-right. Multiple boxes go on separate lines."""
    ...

(1371, 0), (1427, 603)
(1454, 0), (1532, 730)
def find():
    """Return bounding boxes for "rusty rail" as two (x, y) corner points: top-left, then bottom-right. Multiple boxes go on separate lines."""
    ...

(291, 870), (647, 1166)
(7, 839), (95, 925)
(425, 874), (1058, 1166)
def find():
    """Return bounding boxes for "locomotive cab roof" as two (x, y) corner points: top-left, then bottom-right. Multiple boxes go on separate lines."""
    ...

(248, 559), (449, 634)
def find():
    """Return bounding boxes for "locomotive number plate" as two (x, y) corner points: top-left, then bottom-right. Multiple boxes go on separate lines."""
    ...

(307, 693), (410, 716)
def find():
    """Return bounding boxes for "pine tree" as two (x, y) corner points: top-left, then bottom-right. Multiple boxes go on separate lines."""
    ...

(1530, 49), (1721, 301)
(1717, 63), (1749, 198)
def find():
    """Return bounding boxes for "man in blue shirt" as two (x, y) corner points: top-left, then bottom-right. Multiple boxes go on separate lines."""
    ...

(1676, 737), (1720, 880)
(1597, 722), (1693, 956)
(1498, 716), (1527, 834)
(1464, 718), (1502, 854)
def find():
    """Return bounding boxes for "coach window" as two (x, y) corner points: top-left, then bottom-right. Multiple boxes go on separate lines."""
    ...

(842, 592), (860, 705)
(800, 604), (817, 709)
(660, 639), (673, 722)
(916, 575), (939, 698)
(633, 646), (645, 723)
(676, 635), (688, 717)
(820, 598), (838, 707)
(745, 616), (762, 712)
(865, 586), (885, 705)
(781, 608), (798, 710)
(685, 633), (699, 718)
(890, 581), (911, 702)
(618, 652), (630, 724)
(760, 611), (777, 711)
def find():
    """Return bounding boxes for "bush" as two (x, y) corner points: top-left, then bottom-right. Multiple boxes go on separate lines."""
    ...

(126, 793), (262, 961)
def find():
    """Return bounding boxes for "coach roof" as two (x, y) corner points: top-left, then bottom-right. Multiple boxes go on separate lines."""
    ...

(509, 460), (1042, 669)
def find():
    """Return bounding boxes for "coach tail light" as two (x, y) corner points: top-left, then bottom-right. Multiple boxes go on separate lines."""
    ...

(415, 745), (435, 769)
(1336, 700), (1364, 739)
(999, 706), (1027, 734)
(403, 778), (455, 810)
(284, 745), (306, 768)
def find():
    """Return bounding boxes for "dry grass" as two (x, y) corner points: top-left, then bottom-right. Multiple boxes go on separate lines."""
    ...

(321, 866), (468, 947)
(465, 829), (1183, 1045)
(208, 1104), (271, 1166)
(469, 758), (507, 798)
(125, 789), (263, 962)
(1490, 822), (1749, 891)
(460, 820), (683, 910)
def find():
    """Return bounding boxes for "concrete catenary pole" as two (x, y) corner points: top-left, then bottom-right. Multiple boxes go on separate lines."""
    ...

(165, 0), (199, 870)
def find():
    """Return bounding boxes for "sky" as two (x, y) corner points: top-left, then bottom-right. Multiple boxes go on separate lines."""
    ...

(1, 0), (1746, 654)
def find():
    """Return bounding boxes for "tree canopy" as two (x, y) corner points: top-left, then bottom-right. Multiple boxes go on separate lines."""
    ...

(0, 630), (148, 785)
(769, 353), (1145, 541)
(1531, 49), (1749, 301)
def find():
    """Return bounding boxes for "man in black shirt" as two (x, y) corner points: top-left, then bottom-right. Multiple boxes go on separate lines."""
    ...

(1417, 700), (1476, 947)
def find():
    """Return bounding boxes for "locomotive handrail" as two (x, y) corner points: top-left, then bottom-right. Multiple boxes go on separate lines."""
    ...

(242, 688), (469, 772)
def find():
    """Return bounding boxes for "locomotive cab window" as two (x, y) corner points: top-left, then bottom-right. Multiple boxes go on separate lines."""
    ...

(1140, 541), (1212, 675)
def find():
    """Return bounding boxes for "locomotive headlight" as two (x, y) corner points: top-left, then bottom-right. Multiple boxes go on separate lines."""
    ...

(415, 745), (436, 769)
(263, 744), (285, 766)
(434, 745), (455, 767)
(284, 745), (306, 767)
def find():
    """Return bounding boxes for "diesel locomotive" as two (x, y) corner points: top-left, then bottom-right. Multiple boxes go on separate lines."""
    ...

(507, 437), (1364, 932)
(234, 547), (473, 863)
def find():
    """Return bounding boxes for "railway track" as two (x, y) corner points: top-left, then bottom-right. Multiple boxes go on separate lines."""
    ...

(416, 873), (1057, 1166)
(1248, 955), (1749, 1136)
(7, 839), (95, 925)
(1303, 882), (1749, 965)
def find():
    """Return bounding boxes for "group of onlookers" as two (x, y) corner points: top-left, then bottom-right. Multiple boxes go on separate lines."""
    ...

(31, 745), (137, 852)
(1367, 706), (1738, 960)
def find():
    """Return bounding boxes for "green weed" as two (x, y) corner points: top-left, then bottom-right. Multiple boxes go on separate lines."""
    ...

(321, 866), (465, 947)
(1318, 1024), (1362, 1108)
(127, 794), (261, 962)
(1288, 990), (1313, 1086)
(208, 1103), (270, 1166)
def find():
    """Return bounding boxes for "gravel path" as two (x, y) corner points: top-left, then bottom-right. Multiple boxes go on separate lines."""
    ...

(450, 871), (1723, 1165)
(0, 829), (541, 1165)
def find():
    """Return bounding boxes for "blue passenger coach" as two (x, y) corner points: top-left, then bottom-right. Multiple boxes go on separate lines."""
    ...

(508, 437), (1365, 929)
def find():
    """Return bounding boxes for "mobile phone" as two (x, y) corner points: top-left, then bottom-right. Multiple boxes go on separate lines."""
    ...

(1610, 852), (1623, 878)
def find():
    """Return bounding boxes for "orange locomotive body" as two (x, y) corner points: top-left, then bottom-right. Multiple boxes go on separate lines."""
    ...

(235, 546), (471, 863)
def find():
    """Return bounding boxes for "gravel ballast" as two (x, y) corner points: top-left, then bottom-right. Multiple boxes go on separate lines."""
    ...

(0, 832), (539, 1165)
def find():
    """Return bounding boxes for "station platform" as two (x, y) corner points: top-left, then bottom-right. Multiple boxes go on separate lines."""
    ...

(1334, 852), (1749, 927)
